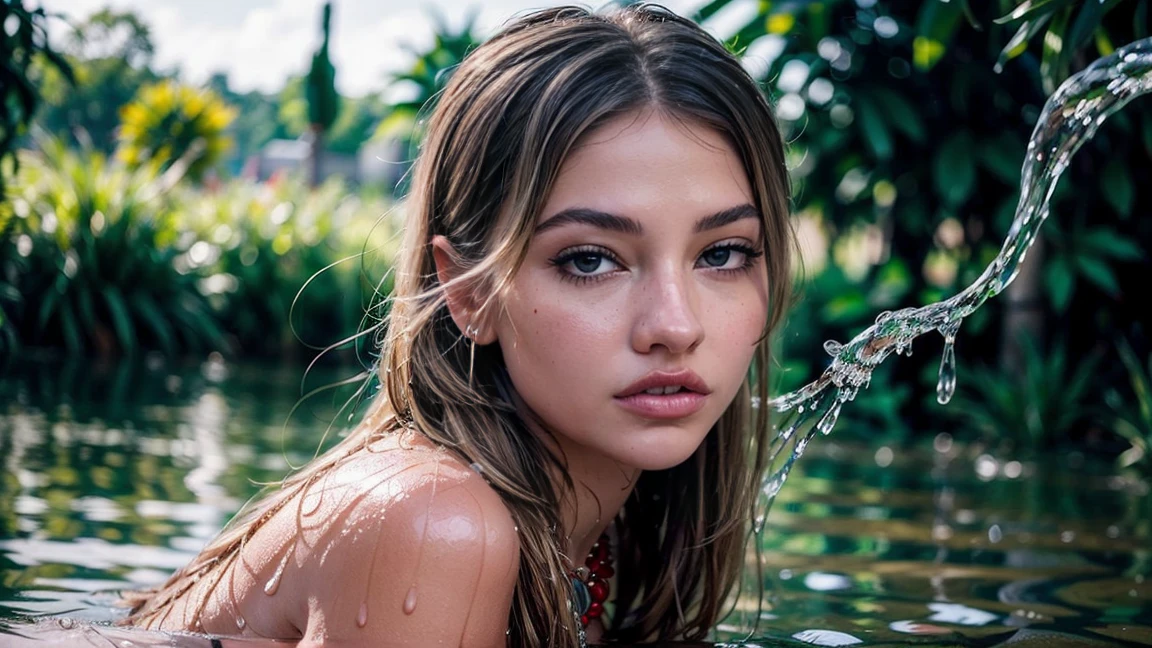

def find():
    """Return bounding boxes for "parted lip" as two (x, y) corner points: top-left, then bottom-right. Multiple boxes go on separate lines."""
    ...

(615, 369), (712, 398)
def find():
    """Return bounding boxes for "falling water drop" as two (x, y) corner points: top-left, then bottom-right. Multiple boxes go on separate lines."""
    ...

(356, 601), (369, 628)
(937, 338), (957, 405)
(403, 585), (418, 615)
(817, 399), (843, 435)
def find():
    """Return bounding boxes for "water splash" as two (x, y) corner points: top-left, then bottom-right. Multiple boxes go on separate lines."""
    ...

(758, 37), (1152, 519)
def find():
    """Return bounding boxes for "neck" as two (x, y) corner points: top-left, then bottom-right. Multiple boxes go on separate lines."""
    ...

(517, 405), (641, 565)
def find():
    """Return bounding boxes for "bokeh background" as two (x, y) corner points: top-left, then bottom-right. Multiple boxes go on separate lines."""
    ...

(2, 1), (1152, 644)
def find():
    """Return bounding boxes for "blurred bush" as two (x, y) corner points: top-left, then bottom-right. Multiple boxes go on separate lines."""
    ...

(714, 0), (1152, 456)
(116, 80), (237, 183)
(1, 140), (396, 360)
(0, 0), (73, 195)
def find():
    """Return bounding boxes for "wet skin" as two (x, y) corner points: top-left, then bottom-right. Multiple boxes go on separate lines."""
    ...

(126, 108), (771, 646)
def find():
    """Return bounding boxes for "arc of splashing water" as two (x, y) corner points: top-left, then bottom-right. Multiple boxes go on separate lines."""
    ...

(754, 37), (1152, 528)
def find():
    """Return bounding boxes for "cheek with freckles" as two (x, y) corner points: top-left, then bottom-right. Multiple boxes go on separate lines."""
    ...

(496, 281), (627, 434)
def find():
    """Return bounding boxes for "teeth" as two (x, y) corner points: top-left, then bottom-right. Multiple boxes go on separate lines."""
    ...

(643, 386), (682, 395)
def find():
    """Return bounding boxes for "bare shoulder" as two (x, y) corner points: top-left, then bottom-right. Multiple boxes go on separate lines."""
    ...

(293, 437), (520, 647)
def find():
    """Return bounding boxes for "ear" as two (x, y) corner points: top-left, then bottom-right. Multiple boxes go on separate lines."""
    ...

(431, 235), (499, 345)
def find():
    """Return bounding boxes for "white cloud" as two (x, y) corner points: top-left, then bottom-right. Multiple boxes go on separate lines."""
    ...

(45, 0), (712, 97)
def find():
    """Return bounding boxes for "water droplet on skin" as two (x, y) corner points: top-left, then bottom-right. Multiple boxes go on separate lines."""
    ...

(403, 586), (418, 614)
(235, 615), (246, 630)
(357, 601), (369, 627)
(937, 340), (957, 405)
(264, 551), (290, 595)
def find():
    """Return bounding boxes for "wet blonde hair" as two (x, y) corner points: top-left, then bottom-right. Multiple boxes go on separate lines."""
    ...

(122, 4), (793, 645)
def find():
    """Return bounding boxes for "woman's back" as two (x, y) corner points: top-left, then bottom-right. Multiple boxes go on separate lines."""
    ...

(129, 430), (521, 647)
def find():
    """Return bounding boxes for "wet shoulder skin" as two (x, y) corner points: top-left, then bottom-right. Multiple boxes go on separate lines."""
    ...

(290, 444), (521, 647)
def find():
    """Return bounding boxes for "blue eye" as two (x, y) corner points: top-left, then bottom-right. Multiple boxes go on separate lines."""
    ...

(551, 247), (622, 282)
(697, 243), (761, 271)
(571, 253), (605, 274)
(701, 247), (733, 268)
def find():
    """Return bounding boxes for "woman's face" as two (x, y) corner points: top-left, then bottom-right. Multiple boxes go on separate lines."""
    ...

(495, 109), (770, 472)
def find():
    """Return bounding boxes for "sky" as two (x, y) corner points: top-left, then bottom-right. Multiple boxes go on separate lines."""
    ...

(45, 0), (765, 98)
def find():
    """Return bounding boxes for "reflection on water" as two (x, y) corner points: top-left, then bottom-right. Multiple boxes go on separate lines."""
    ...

(1, 360), (1149, 646)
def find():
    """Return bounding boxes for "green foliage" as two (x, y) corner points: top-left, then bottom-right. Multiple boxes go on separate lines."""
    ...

(116, 80), (237, 182)
(375, 8), (482, 195)
(32, 8), (159, 153)
(947, 339), (1102, 449)
(178, 175), (397, 358)
(1, 138), (396, 360)
(992, 0), (1145, 93)
(0, 0), (73, 195)
(1108, 340), (1152, 472)
(1, 140), (225, 357)
(693, 0), (1150, 444)
(1043, 221), (1143, 309)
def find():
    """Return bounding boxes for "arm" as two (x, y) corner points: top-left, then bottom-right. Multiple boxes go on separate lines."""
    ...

(293, 462), (520, 648)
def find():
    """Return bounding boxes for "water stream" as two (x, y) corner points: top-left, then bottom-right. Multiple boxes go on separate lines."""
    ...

(758, 37), (1152, 525)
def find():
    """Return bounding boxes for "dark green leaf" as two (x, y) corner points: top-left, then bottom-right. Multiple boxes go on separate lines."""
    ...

(933, 133), (976, 205)
(102, 285), (136, 354)
(978, 134), (1026, 184)
(995, 13), (1054, 72)
(1046, 258), (1074, 311)
(1100, 158), (1134, 217)
(1082, 227), (1143, 260)
(1040, 7), (1072, 93)
(1075, 255), (1120, 296)
(994, 0), (1075, 25)
(131, 293), (176, 357)
(855, 93), (893, 160)
(870, 88), (926, 144)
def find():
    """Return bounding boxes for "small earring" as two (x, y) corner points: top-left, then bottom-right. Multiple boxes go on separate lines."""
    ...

(465, 324), (478, 384)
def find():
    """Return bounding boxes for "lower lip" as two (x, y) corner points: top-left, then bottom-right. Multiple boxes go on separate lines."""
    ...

(614, 391), (708, 419)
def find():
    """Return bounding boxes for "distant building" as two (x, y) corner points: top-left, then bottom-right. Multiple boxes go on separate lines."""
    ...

(253, 137), (358, 184)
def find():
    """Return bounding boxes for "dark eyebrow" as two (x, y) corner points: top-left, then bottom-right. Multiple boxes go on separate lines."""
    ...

(534, 203), (760, 235)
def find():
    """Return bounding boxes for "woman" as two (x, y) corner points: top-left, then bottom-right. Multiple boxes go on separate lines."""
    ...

(119, 4), (794, 646)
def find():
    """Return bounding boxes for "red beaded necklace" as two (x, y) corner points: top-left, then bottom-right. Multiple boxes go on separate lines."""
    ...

(569, 533), (613, 626)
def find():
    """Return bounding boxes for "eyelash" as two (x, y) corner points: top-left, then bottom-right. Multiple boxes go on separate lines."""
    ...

(548, 242), (765, 285)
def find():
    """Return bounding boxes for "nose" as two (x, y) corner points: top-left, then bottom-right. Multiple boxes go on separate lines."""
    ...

(630, 265), (705, 355)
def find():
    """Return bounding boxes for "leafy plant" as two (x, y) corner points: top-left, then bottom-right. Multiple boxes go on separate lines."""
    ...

(1108, 339), (1152, 472)
(2, 139), (226, 357)
(181, 174), (397, 358)
(690, 0), (1150, 440)
(947, 338), (1102, 449)
(0, 0), (73, 194)
(31, 7), (157, 153)
(374, 7), (482, 195)
(116, 80), (237, 182)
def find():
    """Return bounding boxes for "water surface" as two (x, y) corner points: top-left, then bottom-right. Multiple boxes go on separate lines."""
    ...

(1, 359), (1149, 646)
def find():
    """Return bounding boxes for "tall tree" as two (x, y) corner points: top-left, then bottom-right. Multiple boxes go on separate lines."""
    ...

(305, 1), (340, 187)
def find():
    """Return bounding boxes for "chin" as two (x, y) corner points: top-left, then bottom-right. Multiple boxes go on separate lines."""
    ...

(604, 425), (711, 471)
